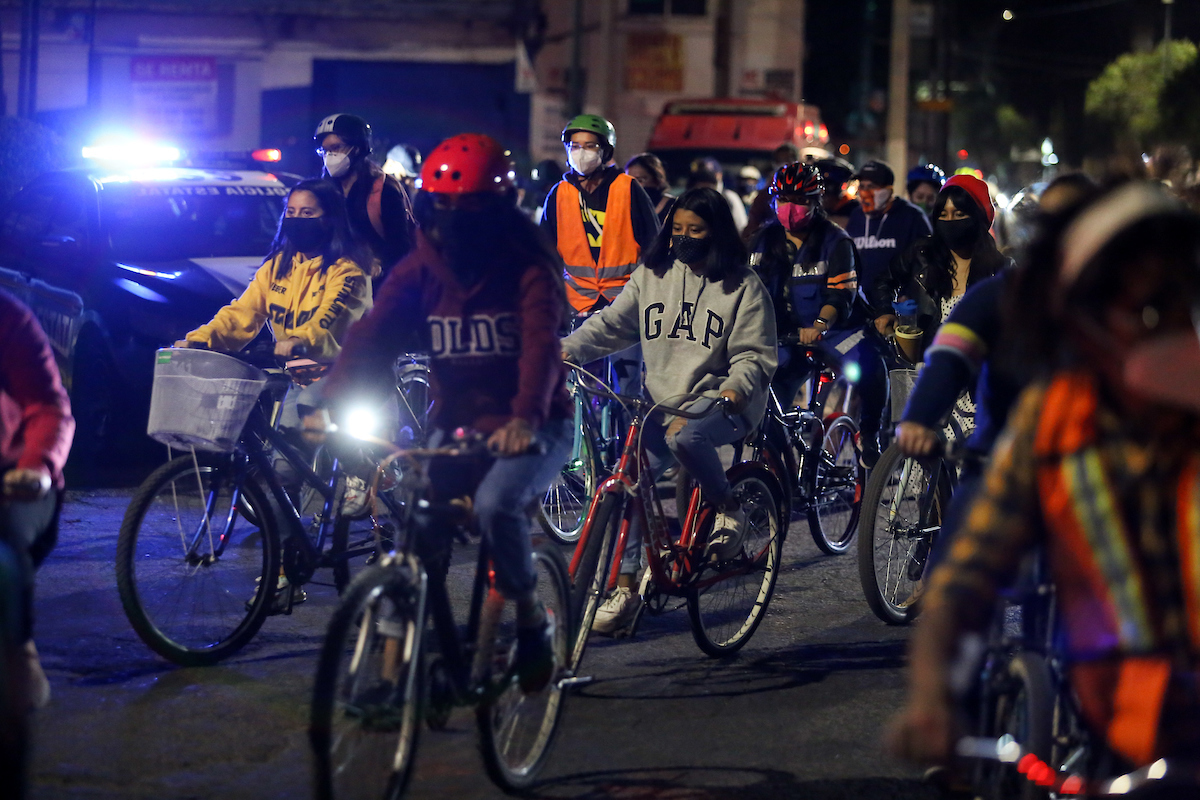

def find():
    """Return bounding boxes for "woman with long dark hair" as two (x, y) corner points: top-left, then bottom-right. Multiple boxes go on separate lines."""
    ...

(624, 152), (676, 224)
(871, 174), (1010, 356)
(562, 187), (777, 633)
(176, 178), (372, 361)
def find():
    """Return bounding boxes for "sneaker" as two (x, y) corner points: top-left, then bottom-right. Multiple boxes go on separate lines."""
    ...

(515, 610), (557, 694)
(706, 505), (748, 562)
(898, 580), (925, 610)
(591, 586), (641, 635)
(341, 476), (370, 519)
(246, 574), (307, 614)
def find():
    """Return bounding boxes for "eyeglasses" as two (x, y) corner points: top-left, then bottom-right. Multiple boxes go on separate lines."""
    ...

(316, 144), (352, 157)
(565, 142), (603, 153)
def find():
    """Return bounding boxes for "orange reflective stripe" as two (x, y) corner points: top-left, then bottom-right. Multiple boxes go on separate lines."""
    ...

(1177, 458), (1200, 648)
(1107, 656), (1170, 764)
(554, 174), (641, 313)
(828, 270), (858, 290)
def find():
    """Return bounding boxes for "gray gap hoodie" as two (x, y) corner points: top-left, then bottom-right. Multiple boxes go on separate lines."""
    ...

(563, 260), (778, 427)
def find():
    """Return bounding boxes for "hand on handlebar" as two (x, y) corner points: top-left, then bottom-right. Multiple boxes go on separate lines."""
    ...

(275, 336), (306, 359)
(896, 422), (941, 458)
(798, 326), (824, 345)
(875, 314), (898, 337)
(301, 409), (332, 446)
(719, 389), (746, 414)
(885, 694), (958, 767)
(487, 417), (535, 457)
(173, 339), (200, 349)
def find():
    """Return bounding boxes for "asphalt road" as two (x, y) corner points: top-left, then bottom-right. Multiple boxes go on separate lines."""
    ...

(27, 488), (940, 800)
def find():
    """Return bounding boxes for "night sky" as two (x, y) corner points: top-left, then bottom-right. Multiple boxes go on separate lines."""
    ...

(804, 0), (1200, 165)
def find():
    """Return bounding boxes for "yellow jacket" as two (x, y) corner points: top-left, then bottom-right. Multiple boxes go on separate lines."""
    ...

(185, 253), (371, 362)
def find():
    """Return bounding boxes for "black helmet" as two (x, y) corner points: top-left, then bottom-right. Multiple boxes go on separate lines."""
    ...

(814, 157), (855, 190)
(769, 162), (824, 200)
(313, 113), (372, 155)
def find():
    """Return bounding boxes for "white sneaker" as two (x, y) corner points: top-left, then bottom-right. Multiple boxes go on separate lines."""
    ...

(341, 476), (370, 518)
(591, 586), (641, 635)
(707, 505), (748, 561)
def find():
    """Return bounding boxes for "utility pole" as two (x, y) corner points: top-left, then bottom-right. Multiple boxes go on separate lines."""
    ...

(17, 0), (40, 118)
(886, 0), (911, 171)
(569, 0), (584, 117)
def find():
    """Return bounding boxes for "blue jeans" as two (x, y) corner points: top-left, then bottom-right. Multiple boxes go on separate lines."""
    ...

(433, 418), (573, 599)
(620, 397), (750, 572)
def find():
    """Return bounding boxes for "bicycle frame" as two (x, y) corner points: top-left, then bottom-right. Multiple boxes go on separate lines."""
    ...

(569, 405), (769, 599)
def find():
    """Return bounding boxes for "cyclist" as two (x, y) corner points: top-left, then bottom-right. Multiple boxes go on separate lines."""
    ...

(748, 163), (867, 414)
(888, 182), (1200, 768)
(312, 134), (574, 692)
(176, 178), (373, 365)
(314, 113), (416, 286)
(905, 163), (946, 220)
(624, 152), (676, 225)
(814, 157), (860, 231)
(687, 157), (750, 233)
(540, 114), (659, 318)
(746, 142), (802, 234)
(0, 289), (75, 711)
(871, 174), (1009, 354)
(562, 187), (777, 633)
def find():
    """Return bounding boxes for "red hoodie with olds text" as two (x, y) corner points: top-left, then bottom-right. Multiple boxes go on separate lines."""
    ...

(323, 231), (571, 434)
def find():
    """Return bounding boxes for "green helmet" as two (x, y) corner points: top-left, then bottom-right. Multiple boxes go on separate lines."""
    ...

(561, 114), (616, 151)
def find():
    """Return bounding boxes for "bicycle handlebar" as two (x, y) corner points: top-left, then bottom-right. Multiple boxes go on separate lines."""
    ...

(175, 341), (309, 370)
(564, 364), (732, 419)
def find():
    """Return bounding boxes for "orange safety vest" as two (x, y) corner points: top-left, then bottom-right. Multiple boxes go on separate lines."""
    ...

(554, 173), (641, 314)
(1034, 370), (1200, 764)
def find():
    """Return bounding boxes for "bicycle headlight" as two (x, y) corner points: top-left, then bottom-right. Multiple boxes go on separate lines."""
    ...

(344, 407), (379, 440)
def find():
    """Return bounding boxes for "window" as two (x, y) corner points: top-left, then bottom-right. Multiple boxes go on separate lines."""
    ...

(629, 0), (706, 15)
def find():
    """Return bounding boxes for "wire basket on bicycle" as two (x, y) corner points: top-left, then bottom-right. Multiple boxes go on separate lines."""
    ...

(146, 348), (269, 452)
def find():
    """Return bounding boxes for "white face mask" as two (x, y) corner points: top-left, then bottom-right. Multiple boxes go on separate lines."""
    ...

(324, 151), (352, 178)
(568, 148), (602, 176)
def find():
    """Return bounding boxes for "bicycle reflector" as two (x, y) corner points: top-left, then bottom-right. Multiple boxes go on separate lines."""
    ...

(252, 149), (283, 162)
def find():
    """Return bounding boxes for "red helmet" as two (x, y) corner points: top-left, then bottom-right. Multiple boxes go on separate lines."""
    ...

(768, 162), (824, 200)
(419, 134), (515, 194)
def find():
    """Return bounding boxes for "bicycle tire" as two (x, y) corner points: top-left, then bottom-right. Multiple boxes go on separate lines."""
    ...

(977, 652), (1055, 800)
(477, 542), (571, 792)
(568, 493), (621, 671)
(538, 414), (600, 545)
(115, 453), (280, 666)
(857, 443), (950, 625)
(686, 468), (783, 657)
(310, 562), (424, 800)
(807, 415), (864, 555)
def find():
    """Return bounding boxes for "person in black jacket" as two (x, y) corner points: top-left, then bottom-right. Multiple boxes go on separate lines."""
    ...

(314, 113), (416, 289)
(872, 174), (1010, 357)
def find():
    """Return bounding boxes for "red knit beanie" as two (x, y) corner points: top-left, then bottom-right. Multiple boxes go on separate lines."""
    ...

(943, 174), (994, 225)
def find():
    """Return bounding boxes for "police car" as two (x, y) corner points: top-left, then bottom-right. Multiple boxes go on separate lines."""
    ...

(0, 158), (294, 476)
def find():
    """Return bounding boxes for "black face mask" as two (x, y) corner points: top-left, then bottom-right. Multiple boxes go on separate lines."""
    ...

(936, 218), (978, 252)
(282, 217), (331, 253)
(671, 234), (712, 265)
(430, 207), (494, 284)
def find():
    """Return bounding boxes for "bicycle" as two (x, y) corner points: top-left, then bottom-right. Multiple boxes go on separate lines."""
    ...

(564, 365), (785, 660)
(309, 435), (571, 799)
(538, 356), (628, 545)
(743, 333), (865, 555)
(116, 346), (398, 666)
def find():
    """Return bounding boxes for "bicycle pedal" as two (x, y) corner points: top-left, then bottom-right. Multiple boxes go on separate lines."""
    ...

(556, 674), (594, 690)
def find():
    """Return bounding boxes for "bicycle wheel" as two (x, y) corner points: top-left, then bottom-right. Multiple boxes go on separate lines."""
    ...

(686, 470), (783, 657)
(857, 443), (950, 625)
(477, 542), (571, 792)
(977, 652), (1055, 800)
(568, 493), (621, 670)
(538, 415), (599, 544)
(807, 415), (864, 555)
(311, 562), (424, 800)
(115, 453), (280, 666)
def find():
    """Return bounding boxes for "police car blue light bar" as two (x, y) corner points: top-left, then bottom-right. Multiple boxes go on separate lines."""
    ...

(82, 140), (182, 164)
